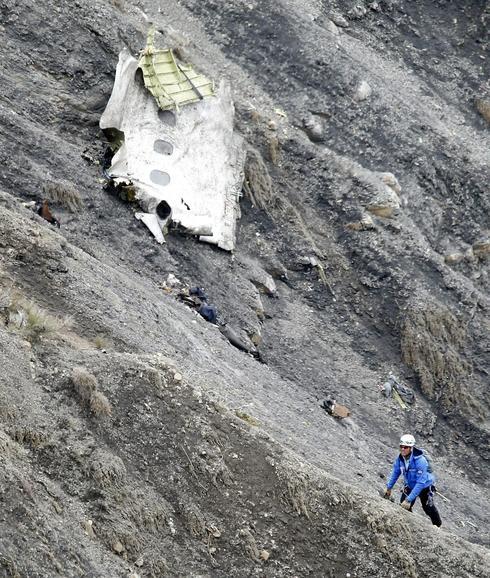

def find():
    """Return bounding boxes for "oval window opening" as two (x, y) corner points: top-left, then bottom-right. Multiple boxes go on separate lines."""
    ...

(158, 109), (176, 127)
(150, 170), (170, 186)
(156, 200), (172, 220)
(153, 140), (174, 155)
(134, 68), (144, 87)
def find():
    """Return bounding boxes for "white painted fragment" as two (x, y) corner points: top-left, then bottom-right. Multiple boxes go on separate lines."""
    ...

(134, 213), (166, 244)
(100, 49), (245, 251)
(354, 80), (372, 102)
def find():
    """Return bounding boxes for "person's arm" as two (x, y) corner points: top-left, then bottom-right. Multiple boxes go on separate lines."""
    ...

(406, 457), (430, 502)
(386, 458), (401, 490)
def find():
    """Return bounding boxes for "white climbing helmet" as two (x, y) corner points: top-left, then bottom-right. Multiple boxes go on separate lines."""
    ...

(399, 434), (415, 447)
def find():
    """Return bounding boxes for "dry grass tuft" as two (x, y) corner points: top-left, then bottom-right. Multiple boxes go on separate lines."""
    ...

(267, 135), (281, 165)
(43, 181), (84, 212)
(180, 502), (208, 539)
(0, 555), (22, 578)
(0, 284), (14, 317)
(235, 410), (260, 427)
(285, 477), (310, 518)
(111, 0), (125, 11)
(242, 148), (275, 211)
(71, 367), (112, 418)
(94, 334), (110, 350)
(11, 428), (48, 448)
(71, 368), (97, 402)
(239, 528), (261, 561)
(249, 109), (261, 123)
(276, 462), (311, 518)
(475, 98), (490, 123)
(7, 298), (71, 342)
(89, 390), (112, 417)
(88, 449), (126, 488)
(0, 430), (21, 460)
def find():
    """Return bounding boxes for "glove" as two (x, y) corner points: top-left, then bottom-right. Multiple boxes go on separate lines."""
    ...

(401, 500), (412, 511)
(383, 489), (392, 499)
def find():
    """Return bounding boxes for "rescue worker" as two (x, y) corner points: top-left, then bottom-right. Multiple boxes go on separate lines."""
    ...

(384, 434), (442, 527)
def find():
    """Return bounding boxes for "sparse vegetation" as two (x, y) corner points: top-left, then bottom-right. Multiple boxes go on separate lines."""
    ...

(401, 300), (482, 418)
(242, 148), (275, 211)
(0, 430), (20, 459)
(43, 181), (84, 212)
(71, 368), (97, 402)
(11, 427), (48, 448)
(267, 134), (281, 165)
(88, 449), (126, 488)
(111, 0), (125, 11)
(94, 334), (110, 350)
(475, 98), (490, 123)
(6, 297), (71, 342)
(239, 527), (261, 561)
(180, 502), (208, 539)
(1, 1), (489, 576)
(0, 555), (22, 578)
(89, 390), (112, 417)
(249, 109), (261, 123)
(71, 368), (112, 418)
(235, 410), (260, 426)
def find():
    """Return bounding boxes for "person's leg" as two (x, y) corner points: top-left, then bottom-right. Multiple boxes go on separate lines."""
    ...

(419, 486), (442, 526)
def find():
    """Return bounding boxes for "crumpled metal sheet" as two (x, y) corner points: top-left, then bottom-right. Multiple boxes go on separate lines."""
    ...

(100, 49), (244, 251)
(139, 28), (215, 111)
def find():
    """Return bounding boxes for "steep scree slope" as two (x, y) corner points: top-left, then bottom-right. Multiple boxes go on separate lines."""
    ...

(0, 0), (489, 576)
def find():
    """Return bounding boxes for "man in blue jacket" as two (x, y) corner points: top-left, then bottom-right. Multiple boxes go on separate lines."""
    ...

(384, 434), (442, 526)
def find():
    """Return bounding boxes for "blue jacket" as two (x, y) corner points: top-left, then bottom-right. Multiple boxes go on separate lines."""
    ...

(386, 447), (435, 502)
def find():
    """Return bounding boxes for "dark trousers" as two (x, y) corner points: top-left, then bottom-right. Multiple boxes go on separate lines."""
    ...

(401, 485), (442, 527)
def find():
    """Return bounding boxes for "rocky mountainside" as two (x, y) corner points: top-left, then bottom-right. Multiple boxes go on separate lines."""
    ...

(0, 1), (489, 576)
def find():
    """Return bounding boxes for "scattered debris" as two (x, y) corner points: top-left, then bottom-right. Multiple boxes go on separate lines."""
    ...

(84, 519), (96, 538)
(331, 14), (349, 28)
(235, 410), (260, 427)
(348, 5), (368, 20)
(177, 287), (219, 325)
(324, 19), (340, 36)
(175, 286), (259, 358)
(353, 80), (372, 102)
(24, 200), (61, 227)
(392, 388), (407, 410)
(219, 324), (258, 358)
(345, 212), (375, 231)
(134, 211), (169, 245)
(37, 200), (61, 227)
(23, 200), (60, 229)
(321, 399), (351, 419)
(161, 273), (182, 292)
(259, 549), (270, 561)
(380, 373), (415, 406)
(444, 251), (465, 265)
(435, 490), (451, 503)
(112, 540), (125, 554)
(302, 114), (325, 142)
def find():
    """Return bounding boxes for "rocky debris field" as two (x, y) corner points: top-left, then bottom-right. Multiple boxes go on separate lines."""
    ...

(0, 0), (489, 576)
